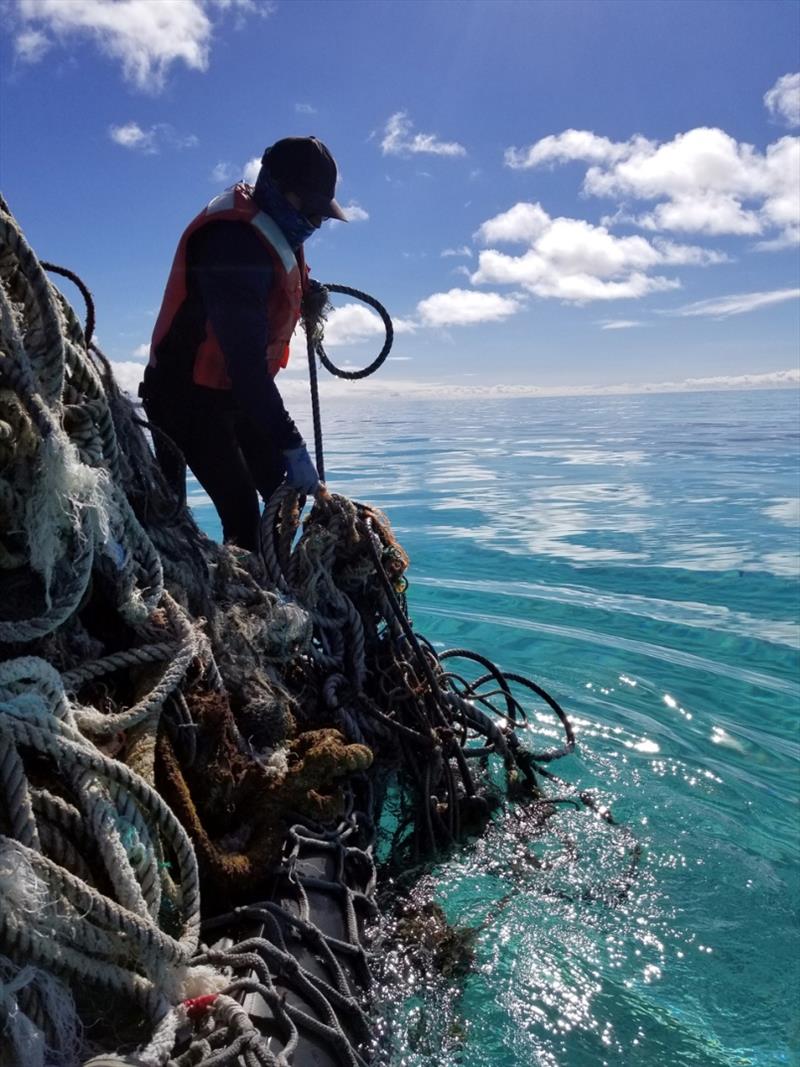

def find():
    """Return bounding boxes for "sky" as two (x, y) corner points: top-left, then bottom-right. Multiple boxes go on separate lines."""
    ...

(1, 0), (799, 400)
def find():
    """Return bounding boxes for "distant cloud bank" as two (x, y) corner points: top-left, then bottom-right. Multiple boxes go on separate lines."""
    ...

(110, 359), (799, 402)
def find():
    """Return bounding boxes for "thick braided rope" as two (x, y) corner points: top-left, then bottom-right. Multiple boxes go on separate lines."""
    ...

(0, 273), (57, 440)
(0, 210), (65, 406)
(0, 891), (167, 1020)
(73, 599), (197, 736)
(0, 736), (40, 848)
(0, 663), (201, 951)
(62, 641), (179, 690)
(0, 714), (201, 951)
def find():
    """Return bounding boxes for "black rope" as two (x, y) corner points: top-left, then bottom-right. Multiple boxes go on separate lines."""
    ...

(41, 261), (96, 347)
(316, 284), (394, 380)
(306, 315), (327, 481)
(302, 283), (394, 484)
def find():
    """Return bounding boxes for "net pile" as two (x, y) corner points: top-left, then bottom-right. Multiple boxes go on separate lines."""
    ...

(0, 196), (607, 1067)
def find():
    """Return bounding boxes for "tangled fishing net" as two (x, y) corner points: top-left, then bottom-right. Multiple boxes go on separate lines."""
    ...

(0, 195), (636, 1066)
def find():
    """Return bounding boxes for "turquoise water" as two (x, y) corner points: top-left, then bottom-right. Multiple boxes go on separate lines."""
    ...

(192, 389), (800, 1066)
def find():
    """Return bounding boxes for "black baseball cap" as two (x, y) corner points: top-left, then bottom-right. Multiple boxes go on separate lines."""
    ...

(260, 136), (347, 221)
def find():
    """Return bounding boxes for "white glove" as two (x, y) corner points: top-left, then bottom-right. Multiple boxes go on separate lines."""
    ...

(283, 443), (320, 494)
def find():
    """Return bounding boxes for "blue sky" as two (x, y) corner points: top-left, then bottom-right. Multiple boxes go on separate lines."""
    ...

(1, 0), (799, 399)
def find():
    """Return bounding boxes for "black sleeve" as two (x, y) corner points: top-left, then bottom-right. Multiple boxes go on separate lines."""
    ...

(189, 221), (303, 450)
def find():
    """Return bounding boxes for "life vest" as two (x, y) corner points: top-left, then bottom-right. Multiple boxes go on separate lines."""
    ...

(150, 183), (306, 389)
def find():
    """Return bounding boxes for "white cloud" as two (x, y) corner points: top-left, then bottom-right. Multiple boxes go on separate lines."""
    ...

(211, 161), (238, 183)
(441, 246), (472, 258)
(109, 121), (197, 153)
(505, 129), (641, 169)
(321, 304), (416, 347)
(755, 229), (800, 252)
(469, 201), (730, 303)
(14, 0), (269, 92)
(668, 287), (800, 319)
(295, 102), (317, 114)
(476, 202), (551, 244)
(381, 111), (466, 157)
(416, 289), (523, 327)
(599, 320), (642, 330)
(110, 359), (146, 396)
(506, 124), (800, 248)
(132, 342), (150, 359)
(16, 0), (212, 91)
(109, 121), (154, 152)
(243, 156), (261, 184)
(14, 27), (50, 62)
(341, 202), (369, 222)
(208, 0), (275, 17)
(273, 367), (799, 402)
(764, 73), (800, 128)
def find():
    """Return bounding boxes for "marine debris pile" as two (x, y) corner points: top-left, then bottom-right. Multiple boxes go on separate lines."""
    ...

(0, 195), (596, 1067)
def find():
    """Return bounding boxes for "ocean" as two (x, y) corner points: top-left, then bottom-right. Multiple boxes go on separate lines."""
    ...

(191, 388), (800, 1067)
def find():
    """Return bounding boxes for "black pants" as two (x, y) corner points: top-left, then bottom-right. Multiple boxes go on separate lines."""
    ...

(142, 370), (285, 551)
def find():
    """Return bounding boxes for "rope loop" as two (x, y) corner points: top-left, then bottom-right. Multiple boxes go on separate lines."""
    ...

(315, 284), (394, 380)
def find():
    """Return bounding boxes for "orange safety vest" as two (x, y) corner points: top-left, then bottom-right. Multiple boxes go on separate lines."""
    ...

(150, 183), (306, 389)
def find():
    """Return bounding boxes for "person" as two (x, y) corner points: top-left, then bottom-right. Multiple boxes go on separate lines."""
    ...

(140, 136), (347, 551)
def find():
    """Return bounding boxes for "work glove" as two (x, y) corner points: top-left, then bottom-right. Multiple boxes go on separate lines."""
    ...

(283, 443), (320, 495)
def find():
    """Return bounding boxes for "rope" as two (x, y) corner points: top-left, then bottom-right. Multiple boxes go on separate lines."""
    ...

(40, 261), (96, 348)
(301, 282), (393, 485)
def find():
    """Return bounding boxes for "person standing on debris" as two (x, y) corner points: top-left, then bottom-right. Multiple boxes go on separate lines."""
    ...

(141, 136), (347, 551)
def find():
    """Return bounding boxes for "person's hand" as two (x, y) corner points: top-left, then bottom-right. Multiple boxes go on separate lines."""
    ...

(283, 443), (320, 494)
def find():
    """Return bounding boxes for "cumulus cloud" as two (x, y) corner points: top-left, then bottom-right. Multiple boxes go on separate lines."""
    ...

(470, 201), (728, 303)
(14, 27), (50, 62)
(110, 360), (146, 396)
(322, 304), (416, 346)
(764, 72), (800, 128)
(505, 130), (642, 169)
(381, 111), (466, 157)
(109, 121), (197, 153)
(505, 124), (800, 248)
(242, 156), (261, 184)
(110, 122), (154, 151)
(416, 289), (523, 327)
(14, 0), (268, 92)
(132, 342), (150, 359)
(668, 287), (800, 319)
(441, 246), (472, 258)
(211, 161), (238, 183)
(340, 202), (369, 222)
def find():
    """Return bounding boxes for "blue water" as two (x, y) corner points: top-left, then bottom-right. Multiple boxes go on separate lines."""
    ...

(192, 389), (800, 1067)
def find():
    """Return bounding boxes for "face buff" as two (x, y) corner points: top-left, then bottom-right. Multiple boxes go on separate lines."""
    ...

(254, 173), (318, 249)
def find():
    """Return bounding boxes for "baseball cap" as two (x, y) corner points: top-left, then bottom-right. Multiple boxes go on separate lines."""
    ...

(260, 136), (347, 221)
